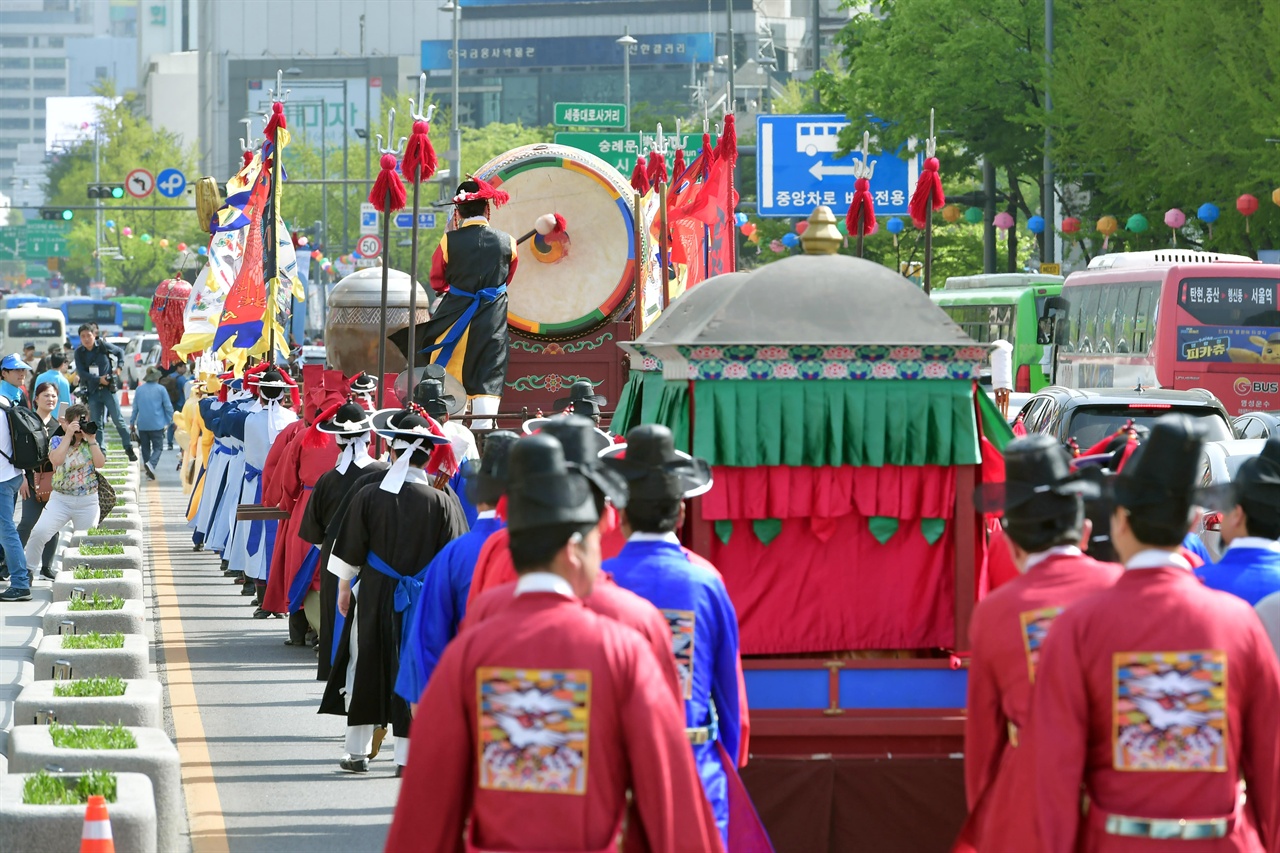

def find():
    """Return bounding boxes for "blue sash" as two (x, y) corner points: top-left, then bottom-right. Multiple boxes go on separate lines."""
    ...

(365, 552), (429, 615)
(288, 545), (321, 613)
(244, 465), (265, 555)
(419, 285), (506, 368)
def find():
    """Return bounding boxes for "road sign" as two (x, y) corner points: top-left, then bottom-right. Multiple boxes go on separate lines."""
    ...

(554, 132), (717, 180)
(356, 234), (383, 258)
(0, 228), (18, 261)
(756, 114), (919, 218)
(0, 223), (68, 259)
(125, 168), (155, 199)
(1039, 262), (1062, 276)
(555, 103), (626, 129)
(156, 168), (187, 198)
(393, 212), (438, 229)
(360, 202), (379, 235)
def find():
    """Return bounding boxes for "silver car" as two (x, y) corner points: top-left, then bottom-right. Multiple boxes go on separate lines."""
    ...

(1195, 439), (1268, 558)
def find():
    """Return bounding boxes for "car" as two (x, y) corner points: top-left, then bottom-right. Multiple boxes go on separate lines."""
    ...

(1194, 438), (1268, 558)
(122, 333), (160, 386)
(1013, 386), (1234, 447)
(1233, 411), (1280, 440)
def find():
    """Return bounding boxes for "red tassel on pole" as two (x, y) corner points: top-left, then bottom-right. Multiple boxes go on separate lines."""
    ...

(672, 148), (686, 183)
(715, 113), (738, 166)
(401, 120), (437, 184)
(909, 156), (946, 229)
(242, 150), (253, 167)
(646, 150), (668, 187)
(630, 161), (650, 195)
(368, 153), (407, 213)
(264, 101), (287, 143)
(846, 177), (878, 237)
(700, 133), (713, 179)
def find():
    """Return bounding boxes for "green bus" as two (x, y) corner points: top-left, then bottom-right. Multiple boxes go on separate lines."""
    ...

(930, 273), (1065, 392)
(111, 296), (153, 333)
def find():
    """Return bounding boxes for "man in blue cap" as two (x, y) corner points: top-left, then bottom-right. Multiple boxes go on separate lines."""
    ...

(0, 355), (32, 600)
(0, 352), (32, 405)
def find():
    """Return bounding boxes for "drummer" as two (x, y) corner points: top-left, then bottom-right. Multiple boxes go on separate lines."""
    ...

(417, 177), (518, 429)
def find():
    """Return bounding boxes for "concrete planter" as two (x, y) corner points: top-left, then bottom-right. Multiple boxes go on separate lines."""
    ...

(62, 546), (143, 574)
(70, 530), (144, 549)
(42, 600), (147, 637)
(86, 516), (142, 531)
(9, 726), (180, 853)
(0, 771), (156, 853)
(34, 635), (149, 681)
(52, 569), (143, 602)
(14, 679), (162, 729)
(1, 658), (35, 732)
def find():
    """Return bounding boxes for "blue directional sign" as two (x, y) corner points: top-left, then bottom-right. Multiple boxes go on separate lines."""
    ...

(360, 209), (379, 230)
(756, 114), (919, 219)
(155, 168), (186, 198)
(393, 212), (438, 229)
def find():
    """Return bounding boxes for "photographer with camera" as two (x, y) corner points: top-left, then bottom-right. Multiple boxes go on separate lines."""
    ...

(73, 323), (135, 461)
(23, 403), (107, 570)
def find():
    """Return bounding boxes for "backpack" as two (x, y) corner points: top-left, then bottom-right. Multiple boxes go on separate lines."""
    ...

(0, 398), (50, 470)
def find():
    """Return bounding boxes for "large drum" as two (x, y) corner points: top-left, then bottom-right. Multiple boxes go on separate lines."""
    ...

(470, 143), (635, 340)
(324, 266), (431, 378)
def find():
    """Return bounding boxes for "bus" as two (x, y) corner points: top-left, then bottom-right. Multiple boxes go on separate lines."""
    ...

(48, 297), (124, 339)
(930, 273), (1065, 392)
(0, 306), (65, 357)
(1053, 250), (1280, 416)
(2, 294), (49, 310)
(111, 296), (153, 333)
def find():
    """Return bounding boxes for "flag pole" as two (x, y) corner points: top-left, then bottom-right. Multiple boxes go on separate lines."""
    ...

(405, 77), (437, 403)
(375, 109), (406, 411)
(265, 70), (289, 362)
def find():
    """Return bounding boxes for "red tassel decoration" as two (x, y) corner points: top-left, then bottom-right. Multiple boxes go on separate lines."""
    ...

(845, 177), (878, 237)
(909, 156), (945, 229)
(242, 150), (253, 167)
(368, 152), (407, 213)
(401, 120), (437, 184)
(672, 148), (686, 183)
(700, 133), (713, 179)
(715, 113), (738, 166)
(470, 176), (509, 208)
(630, 160), (650, 195)
(264, 102), (286, 143)
(149, 277), (191, 368)
(303, 400), (343, 449)
(646, 150), (668, 187)
(425, 415), (459, 477)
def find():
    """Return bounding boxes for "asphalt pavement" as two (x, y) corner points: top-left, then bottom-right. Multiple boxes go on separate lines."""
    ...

(146, 446), (398, 853)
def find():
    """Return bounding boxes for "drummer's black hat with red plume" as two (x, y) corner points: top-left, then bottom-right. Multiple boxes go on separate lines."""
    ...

(449, 176), (509, 208)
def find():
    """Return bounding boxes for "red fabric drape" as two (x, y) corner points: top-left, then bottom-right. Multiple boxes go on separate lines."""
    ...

(702, 465), (955, 521)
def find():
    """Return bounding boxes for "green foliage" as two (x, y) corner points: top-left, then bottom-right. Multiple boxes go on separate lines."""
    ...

(22, 769), (118, 805)
(72, 565), (124, 580)
(53, 677), (127, 698)
(62, 632), (125, 650)
(85, 529), (124, 538)
(66, 591), (125, 611)
(48, 723), (137, 750)
(78, 544), (124, 556)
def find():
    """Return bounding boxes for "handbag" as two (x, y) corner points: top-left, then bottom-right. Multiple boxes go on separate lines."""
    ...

(94, 472), (117, 520)
(33, 471), (53, 503)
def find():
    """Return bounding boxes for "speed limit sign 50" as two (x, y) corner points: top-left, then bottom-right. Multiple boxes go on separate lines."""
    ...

(357, 234), (382, 258)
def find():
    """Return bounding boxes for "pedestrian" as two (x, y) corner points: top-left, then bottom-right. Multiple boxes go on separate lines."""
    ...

(1029, 415), (1280, 851)
(73, 324), (135, 460)
(23, 403), (106, 577)
(957, 434), (1123, 853)
(1195, 437), (1280, 605)
(0, 352), (32, 405)
(21, 343), (37, 370)
(34, 344), (58, 376)
(384, 432), (724, 853)
(129, 366), (174, 480)
(319, 407), (467, 775)
(0, 388), (31, 601)
(554, 379), (609, 426)
(31, 353), (72, 408)
(17, 382), (63, 580)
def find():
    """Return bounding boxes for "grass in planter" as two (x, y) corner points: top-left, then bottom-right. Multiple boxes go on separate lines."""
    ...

(71, 566), (124, 580)
(53, 676), (127, 698)
(22, 769), (118, 805)
(61, 632), (125, 650)
(78, 544), (125, 556)
(49, 722), (137, 750)
(66, 591), (126, 612)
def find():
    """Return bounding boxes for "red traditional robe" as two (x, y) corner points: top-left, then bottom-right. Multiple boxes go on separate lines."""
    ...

(1029, 555), (1280, 853)
(958, 549), (1123, 852)
(385, 583), (725, 853)
(262, 423), (339, 614)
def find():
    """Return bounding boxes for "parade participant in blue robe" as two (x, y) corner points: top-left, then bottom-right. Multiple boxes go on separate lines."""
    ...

(1197, 436), (1280, 605)
(395, 429), (517, 707)
(601, 424), (758, 848)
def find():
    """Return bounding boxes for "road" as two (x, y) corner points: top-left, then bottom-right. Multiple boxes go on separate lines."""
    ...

(144, 454), (398, 853)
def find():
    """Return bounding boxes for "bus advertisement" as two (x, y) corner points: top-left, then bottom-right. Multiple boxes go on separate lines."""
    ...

(1053, 251), (1280, 415)
(50, 297), (124, 338)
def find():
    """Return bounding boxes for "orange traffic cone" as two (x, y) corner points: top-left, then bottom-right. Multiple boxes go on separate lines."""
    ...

(81, 794), (114, 853)
(119, 381), (130, 407)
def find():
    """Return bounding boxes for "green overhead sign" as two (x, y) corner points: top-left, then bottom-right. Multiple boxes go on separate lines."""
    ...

(554, 131), (717, 179)
(554, 102), (627, 129)
(0, 223), (69, 260)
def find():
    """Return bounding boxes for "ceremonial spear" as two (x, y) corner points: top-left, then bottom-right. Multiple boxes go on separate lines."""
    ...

(402, 75), (438, 401)
(845, 131), (877, 259)
(368, 109), (407, 410)
(909, 109), (946, 294)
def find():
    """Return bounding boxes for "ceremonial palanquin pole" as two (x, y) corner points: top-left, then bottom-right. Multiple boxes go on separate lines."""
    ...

(910, 109), (946, 294)
(367, 109), (407, 409)
(401, 75), (439, 401)
(845, 131), (877, 259)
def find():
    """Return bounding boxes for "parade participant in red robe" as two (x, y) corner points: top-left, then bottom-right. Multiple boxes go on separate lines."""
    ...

(958, 435), (1122, 853)
(386, 433), (723, 853)
(1029, 416), (1280, 853)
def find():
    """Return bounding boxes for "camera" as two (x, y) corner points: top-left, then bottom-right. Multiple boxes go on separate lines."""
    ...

(79, 418), (98, 436)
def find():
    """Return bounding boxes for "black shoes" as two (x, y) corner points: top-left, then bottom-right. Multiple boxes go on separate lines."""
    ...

(0, 587), (32, 602)
(339, 756), (369, 773)
(144, 461), (156, 480)
(125, 447), (137, 462)
(40, 566), (58, 581)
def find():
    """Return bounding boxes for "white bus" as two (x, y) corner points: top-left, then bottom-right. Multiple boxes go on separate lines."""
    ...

(0, 306), (66, 359)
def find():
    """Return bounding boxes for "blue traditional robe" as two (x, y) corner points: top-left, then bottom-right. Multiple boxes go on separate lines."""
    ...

(1196, 537), (1280, 605)
(604, 534), (744, 845)
(190, 398), (236, 544)
(395, 511), (504, 704)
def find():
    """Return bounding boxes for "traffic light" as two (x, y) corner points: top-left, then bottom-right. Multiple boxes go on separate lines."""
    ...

(39, 208), (73, 221)
(86, 182), (125, 200)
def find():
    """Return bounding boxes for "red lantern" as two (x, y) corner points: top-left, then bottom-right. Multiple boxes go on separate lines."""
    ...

(1061, 216), (1081, 235)
(176, 242), (187, 252)
(795, 220), (809, 235)
(1238, 193), (1259, 233)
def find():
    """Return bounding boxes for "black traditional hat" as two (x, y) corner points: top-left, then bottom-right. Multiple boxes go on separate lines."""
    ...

(315, 400), (373, 435)
(505, 434), (599, 533)
(1113, 414), (1205, 532)
(413, 377), (462, 418)
(446, 177), (509, 208)
(538, 415), (629, 509)
(600, 424), (713, 501)
(255, 368), (291, 400)
(349, 372), (378, 394)
(1198, 436), (1280, 529)
(463, 430), (519, 506)
(553, 380), (607, 417)
(975, 434), (1100, 517)
(370, 408), (451, 446)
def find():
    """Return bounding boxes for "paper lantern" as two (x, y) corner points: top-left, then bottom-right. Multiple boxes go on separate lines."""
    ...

(196, 246), (207, 256)
(297, 235), (309, 247)
(1238, 194), (1259, 233)
(1164, 208), (1186, 229)
(734, 212), (748, 226)
(1126, 214), (1148, 234)
(963, 206), (983, 224)
(176, 242), (187, 252)
(770, 239), (784, 253)
(122, 226), (133, 237)
(1197, 203), (1219, 223)
(993, 212), (1014, 231)
(1061, 216), (1081, 234)
(105, 220), (115, 229)
(885, 217), (905, 234)
(740, 223), (756, 236)
(1097, 215), (1119, 251)
(140, 233), (152, 243)
(795, 220), (809, 235)
(836, 219), (849, 236)
(1273, 187), (1280, 207)
(781, 232), (800, 248)
(159, 238), (169, 248)
(942, 204), (963, 224)
(311, 249), (322, 260)
(1027, 215), (1046, 234)
(747, 231), (760, 244)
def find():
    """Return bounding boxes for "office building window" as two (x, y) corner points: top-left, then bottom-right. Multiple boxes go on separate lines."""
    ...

(95, 67), (108, 79)
(0, 139), (22, 150)
(0, 79), (31, 90)
(0, 58), (31, 70)
(0, 98), (30, 110)
(33, 78), (65, 91)
(33, 118), (44, 129)
(47, 37), (65, 48)
(0, 159), (15, 172)
(0, 37), (29, 49)
(0, 118), (30, 130)
(33, 58), (65, 70)
(33, 98), (45, 108)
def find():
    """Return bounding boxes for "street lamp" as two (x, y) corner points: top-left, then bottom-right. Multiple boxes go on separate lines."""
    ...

(441, 1), (463, 191)
(617, 29), (637, 133)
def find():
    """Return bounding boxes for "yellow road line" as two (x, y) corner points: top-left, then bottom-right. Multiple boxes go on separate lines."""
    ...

(147, 483), (230, 853)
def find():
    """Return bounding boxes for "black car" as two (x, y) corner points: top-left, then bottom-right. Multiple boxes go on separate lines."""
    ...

(1233, 411), (1280, 440)
(1014, 386), (1234, 447)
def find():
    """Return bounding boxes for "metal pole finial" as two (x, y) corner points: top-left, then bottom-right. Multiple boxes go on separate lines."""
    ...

(376, 107), (406, 155)
(925, 107), (937, 159)
(409, 73), (436, 123)
(852, 130), (875, 181)
(270, 69), (290, 104)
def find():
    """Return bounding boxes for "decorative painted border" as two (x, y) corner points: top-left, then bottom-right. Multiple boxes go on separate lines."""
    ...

(626, 343), (986, 381)
(511, 331), (614, 355)
(505, 374), (603, 393)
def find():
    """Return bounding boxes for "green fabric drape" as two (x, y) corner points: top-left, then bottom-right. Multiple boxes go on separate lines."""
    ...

(868, 516), (900, 544)
(920, 518), (947, 545)
(975, 387), (1016, 451)
(609, 370), (645, 435)
(752, 518), (783, 545)
(687, 380), (981, 467)
(714, 520), (734, 545)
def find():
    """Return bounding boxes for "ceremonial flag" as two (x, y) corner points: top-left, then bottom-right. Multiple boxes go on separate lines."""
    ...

(172, 226), (244, 358)
(212, 171), (271, 351)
